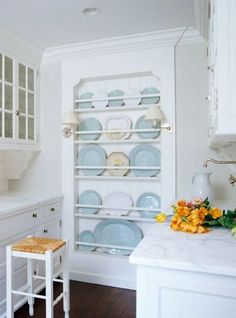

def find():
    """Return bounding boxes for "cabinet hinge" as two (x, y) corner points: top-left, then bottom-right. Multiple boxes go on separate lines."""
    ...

(59, 256), (62, 263)
(59, 219), (62, 227)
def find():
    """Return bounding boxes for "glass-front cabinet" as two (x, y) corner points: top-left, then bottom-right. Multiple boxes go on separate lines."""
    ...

(0, 51), (38, 148)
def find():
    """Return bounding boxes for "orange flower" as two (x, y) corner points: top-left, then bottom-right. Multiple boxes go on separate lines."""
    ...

(210, 207), (223, 219)
(176, 206), (190, 217)
(176, 200), (187, 207)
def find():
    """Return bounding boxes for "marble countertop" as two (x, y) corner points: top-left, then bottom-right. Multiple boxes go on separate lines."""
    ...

(129, 222), (236, 277)
(0, 192), (63, 219)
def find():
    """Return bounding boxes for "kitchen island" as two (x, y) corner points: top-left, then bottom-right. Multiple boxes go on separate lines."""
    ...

(129, 222), (236, 318)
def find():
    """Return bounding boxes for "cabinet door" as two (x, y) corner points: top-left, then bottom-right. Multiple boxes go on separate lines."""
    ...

(41, 218), (61, 239)
(18, 64), (36, 141)
(0, 54), (15, 139)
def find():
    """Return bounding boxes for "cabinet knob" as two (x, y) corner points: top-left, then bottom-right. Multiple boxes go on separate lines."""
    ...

(207, 64), (214, 72)
(16, 110), (20, 116)
(43, 229), (48, 234)
(51, 207), (55, 212)
(32, 213), (37, 218)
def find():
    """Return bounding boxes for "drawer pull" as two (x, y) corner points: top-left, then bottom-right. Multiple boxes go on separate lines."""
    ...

(51, 207), (56, 212)
(43, 229), (48, 234)
(32, 213), (37, 218)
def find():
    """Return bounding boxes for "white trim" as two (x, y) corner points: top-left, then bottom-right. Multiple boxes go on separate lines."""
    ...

(0, 23), (42, 67)
(70, 270), (136, 290)
(194, 0), (209, 40)
(43, 28), (204, 63)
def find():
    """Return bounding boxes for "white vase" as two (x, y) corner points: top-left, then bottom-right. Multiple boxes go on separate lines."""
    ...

(192, 172), (214, 201)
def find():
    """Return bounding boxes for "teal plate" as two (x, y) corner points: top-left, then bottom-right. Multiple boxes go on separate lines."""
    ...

(141, 87), (160, 104)
(129, 145), (161, 177)
(79, 190), (102, 214)
(78, 230), (96, 252)
(135, 115), (161, 139)
(108, 90), (124, 107)
(136, 192), (161, 218)
(78, 118), (102, 140)
(94, 219), (143, 255)
(78, 145), (106, 176)
(78, 92), (94, 109)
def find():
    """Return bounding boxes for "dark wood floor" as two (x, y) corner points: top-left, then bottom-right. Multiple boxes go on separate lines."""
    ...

(15, 280), (136, 318)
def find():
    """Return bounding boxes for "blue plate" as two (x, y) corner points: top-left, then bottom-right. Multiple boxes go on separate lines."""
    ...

(108, 90), (124, 107)
(78, 230), (96, 252)
(78, 92), (94, 109)
(129, 145), (161, 177)
(78, 118), (102, 140)
(135, 115), (161, 139)
(94, 219), (142, 255)
(78, 145), (106, 176)
(136, 192), (161, 218)
(79, 190), (102, 214)
(140, 87), (160, 104)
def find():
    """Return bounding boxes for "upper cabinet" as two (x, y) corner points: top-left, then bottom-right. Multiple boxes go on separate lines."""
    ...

(0, 52), (39, 150)
(208, 0), (236, 148)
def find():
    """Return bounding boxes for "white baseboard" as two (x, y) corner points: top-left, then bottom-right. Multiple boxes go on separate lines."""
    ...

(70, 270), (136, 290)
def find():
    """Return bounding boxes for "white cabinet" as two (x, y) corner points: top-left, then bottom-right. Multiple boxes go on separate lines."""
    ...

(0, 51), (39, 150)
(208, 0), (236, 147)
(0, 197), (62, 317)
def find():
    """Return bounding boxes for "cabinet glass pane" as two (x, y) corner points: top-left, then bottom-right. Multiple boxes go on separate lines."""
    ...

(28, 117), (34, 140)
(0, 83), (2, 108)
(19, 63), (26, 88)
(0, 54), (2, 80)
(5, 56), (13, 83)
(28, 92), (34, 115)
(5, 113), (13, 138)
(19, 116), (26, 139)
(28, 68), (34, 91)
(19, 89), (26, 113)
(5, 84), (13, 110)
(0, 112), (2, 137)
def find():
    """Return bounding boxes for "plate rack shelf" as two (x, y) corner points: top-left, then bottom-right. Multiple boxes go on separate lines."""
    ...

(74, 73), (162, 256)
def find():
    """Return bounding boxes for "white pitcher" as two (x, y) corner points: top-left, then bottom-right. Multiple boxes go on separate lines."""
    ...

(192, 172), (214, 201)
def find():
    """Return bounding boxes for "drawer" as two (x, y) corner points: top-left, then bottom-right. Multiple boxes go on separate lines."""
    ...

(0, 208), (41, 241)
(41, 201), (61, 219)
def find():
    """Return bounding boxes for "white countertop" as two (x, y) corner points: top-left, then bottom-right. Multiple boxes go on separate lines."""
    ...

(130, 222), (236, 277)
(0, 192), (63, 219)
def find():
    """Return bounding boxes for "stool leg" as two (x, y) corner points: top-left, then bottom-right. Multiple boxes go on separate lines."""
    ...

(45, 251), (53, 318)
(27, 259), (34, 316)
(62, 243), (70, 318)
(6, 246), (13, 318)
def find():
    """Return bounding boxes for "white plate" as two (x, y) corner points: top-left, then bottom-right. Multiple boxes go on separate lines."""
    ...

(92, 91), (108, 108)
(106, 152), (129, 176)
(101, 192), (133, 216)
(123, 89), (141, 106)
(104, 115), (132, 140)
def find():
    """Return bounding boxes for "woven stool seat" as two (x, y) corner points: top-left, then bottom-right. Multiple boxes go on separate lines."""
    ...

(12, 236), (66, 254)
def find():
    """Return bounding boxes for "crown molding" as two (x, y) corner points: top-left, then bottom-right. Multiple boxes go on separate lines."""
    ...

(42, 27), (205, 64)
(0, 23), (43, 66)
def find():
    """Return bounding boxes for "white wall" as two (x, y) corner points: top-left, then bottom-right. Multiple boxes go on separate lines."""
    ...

(10, 62), (63, 195)
(176, 42), (236, 200)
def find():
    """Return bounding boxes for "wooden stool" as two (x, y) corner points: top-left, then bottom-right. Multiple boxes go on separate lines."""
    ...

(6, 236), (69, 318)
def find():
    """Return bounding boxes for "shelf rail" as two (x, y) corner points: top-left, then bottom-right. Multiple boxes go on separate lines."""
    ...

(75, 213), (156, 223)
(75, 203), (161, 212)
(75, 93), (160, 103)
(75, 165), (161, 170)
(75, 241), (135, 252)
(76, 128), (161, 135)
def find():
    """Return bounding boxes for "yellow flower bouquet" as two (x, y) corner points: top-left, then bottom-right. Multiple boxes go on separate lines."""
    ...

(156, 198), (236, 234)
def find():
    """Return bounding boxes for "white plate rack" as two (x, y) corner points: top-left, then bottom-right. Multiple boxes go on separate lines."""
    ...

(74, 73), (162, 256)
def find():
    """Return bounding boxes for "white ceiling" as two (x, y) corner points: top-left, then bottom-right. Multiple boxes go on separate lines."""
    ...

(0, 0), (196, 50)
